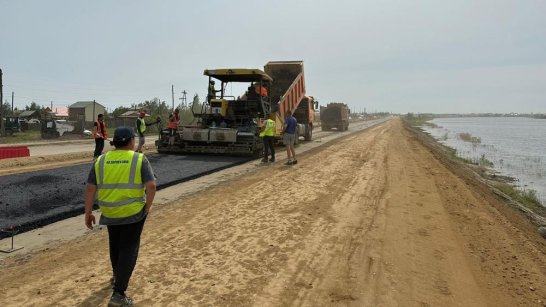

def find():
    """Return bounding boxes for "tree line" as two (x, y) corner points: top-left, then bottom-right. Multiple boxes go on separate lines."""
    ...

(3, 95), (204, 125)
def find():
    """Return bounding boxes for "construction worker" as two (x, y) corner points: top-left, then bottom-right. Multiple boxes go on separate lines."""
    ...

(219, 117), (227, 128)
(208, 80), (220, 101)
(167, 109), (180, 147)
(93, 114), (108, 160)
(84, 127), (157, 307)
(254, 83), (268, 97)
(260, 113), (276, 163)
(135, 111), (160, 153)
(283, 110), (298, 165)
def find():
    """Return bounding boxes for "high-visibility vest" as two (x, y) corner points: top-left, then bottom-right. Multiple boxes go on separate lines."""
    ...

(93, 120), (108, 139)
(94, 150), (145, 222)
(264, 119), (275, 136)
(137, 118), (146, 134)
(260, 119), (276, 137)
(167, 113), (179, 129)
(254, 85), (268, 97)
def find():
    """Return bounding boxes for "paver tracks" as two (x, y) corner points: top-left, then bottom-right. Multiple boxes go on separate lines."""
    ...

(0, 118), (545, 306)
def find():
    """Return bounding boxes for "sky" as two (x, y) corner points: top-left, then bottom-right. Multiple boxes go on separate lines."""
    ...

(1, 0), (545, 114)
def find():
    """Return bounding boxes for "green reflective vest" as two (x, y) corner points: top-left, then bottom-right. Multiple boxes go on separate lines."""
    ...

(261, 119), (276, 137)
(94, 150), (145, 221)
(137, 118), (146, 134)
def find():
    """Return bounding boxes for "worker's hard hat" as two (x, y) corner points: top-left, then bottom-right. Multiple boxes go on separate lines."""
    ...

(139, 112), (146, 117)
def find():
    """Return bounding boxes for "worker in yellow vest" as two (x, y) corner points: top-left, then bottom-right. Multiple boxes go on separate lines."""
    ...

(84, 127), (157, 307)
(135, 111), (161, 153)
(260, 113), (276, 163)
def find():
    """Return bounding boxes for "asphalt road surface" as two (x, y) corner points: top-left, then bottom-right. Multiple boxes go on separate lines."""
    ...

(0, 119), (387, 238)
(0, 153), (251, 238)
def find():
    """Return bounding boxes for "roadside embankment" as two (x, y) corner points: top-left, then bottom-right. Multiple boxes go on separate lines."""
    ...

(403, 121), (546, 228)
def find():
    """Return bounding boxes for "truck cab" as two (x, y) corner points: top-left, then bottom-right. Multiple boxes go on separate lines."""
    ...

(2, 117), (21, 136)
(41, 119), (75, 138)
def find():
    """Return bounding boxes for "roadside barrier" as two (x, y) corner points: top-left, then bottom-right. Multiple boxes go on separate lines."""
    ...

(0, 146), (30, 159)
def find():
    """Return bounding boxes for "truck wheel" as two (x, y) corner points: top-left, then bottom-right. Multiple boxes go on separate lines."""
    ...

(304, 127), (312, 141)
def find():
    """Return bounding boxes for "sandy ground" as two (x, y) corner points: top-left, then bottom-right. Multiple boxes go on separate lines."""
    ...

(1, 118), (545, 306)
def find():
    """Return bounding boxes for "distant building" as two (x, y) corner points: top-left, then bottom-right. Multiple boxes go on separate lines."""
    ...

(18, 110), (39, 120)
(68, 101), (106, 122)
(51, 106), (69, 118)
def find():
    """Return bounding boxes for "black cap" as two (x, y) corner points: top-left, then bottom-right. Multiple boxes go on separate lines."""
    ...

(113, 127), (135, 142)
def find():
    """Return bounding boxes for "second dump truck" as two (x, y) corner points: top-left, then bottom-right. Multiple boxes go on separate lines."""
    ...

(156, 60), (317, 155)
(320, 102), (350, 131)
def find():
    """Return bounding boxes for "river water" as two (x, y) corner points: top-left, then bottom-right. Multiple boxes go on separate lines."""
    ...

(421, 117), (546, 206)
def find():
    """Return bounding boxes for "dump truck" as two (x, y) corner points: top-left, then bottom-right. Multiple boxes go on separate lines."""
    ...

(320, 102), (350, 131)
(156, 60), (316, 155)
(264, 61), (317, 144)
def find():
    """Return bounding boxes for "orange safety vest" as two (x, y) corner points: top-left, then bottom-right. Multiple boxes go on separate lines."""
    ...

(254, 86), (268, 97)
(93, 120), (108, 139)
(167, 113), (179, 129)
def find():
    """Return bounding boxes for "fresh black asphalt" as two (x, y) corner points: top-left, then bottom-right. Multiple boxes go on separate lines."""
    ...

(0, 154), (252, 238)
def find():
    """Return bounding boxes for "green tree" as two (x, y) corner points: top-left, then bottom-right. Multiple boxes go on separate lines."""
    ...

(23, 102), (46, 118)
(111, 106), (130, 118)
(177, 94), (201, 125)
(2, 102), (14, 116)
(135, 98), (169, 122)
(123, 98), (171, 132)
(25, 101), (43, 111)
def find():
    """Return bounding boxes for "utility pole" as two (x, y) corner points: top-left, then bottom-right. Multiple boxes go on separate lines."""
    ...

(93, 99), (96, 123)
(1, 68), (4, 137)
(11, 91), (14, 114)
(179, 90), (187, 109)
(171, 85), (175, 110)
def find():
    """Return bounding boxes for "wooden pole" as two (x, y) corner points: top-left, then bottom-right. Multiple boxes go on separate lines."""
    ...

(0, 69), (4, 136)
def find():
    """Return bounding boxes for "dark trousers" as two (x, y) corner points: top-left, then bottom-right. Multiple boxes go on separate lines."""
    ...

(94, 138), (105, 158)
(107, 217), (146, 294)
(263, 136), (275, 160)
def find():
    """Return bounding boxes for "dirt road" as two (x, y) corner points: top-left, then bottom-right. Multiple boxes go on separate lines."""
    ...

(1, 118), (545, 306)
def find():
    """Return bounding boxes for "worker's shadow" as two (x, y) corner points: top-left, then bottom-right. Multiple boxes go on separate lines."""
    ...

(256, 162), (274, 167)
(77, 282), (111, 307)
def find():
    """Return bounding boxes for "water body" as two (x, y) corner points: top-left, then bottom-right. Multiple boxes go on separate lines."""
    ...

(421, 117), (546, 206)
